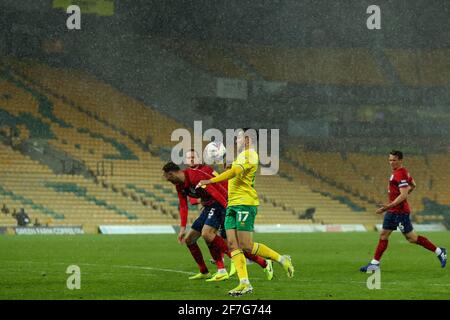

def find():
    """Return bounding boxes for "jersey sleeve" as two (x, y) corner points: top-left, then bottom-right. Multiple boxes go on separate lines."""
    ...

(396, 169), (410, 188)
(210, 166), (241, 183)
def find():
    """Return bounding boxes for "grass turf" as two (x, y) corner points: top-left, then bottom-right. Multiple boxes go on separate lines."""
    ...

(0, 232), (448, 300)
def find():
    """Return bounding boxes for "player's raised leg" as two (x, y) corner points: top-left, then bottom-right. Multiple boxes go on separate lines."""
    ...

(240, 231), (292, 279)
(243, 252), (273, 280)
(404, 231), (447, 268)
(208, 231), (272, 278)
(237, 205), (293, 278)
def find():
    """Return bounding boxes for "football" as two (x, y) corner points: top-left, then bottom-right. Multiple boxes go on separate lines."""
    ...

(203, 141), (226, 164)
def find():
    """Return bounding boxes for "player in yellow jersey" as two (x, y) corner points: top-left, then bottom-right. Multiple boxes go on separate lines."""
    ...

(197, 128), (294, 296)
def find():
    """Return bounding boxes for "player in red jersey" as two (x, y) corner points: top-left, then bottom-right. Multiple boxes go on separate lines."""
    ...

(163, 158), (229, 280)
(163, 151), (273, 281)
(360, 150), (447, 272)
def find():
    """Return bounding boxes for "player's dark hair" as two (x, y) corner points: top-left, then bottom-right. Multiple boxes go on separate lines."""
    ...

(162, 162), (180, 173)
(390, 150), (403, 160)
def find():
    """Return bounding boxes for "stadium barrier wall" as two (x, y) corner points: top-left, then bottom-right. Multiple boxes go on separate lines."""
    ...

(375, 223), (447, 232)
(2, 224), (445, 235)
(99, 225), (175, 234)
(13, 226), (84, 235)
(254, 224), (367, 233)
(98, 224), (368, 235)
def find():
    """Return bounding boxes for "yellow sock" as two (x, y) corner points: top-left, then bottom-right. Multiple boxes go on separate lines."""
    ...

(230, 249), (248, 281)
(252, 242), (281, 262)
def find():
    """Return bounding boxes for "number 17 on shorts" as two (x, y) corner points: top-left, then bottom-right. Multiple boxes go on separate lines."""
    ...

(225, 205), (257, 232)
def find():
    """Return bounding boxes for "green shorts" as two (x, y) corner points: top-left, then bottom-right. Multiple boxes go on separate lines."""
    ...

(225, 205), (258, 232)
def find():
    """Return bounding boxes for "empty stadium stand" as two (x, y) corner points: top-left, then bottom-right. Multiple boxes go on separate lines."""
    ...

(156, 41), (449, 89)
(385, 49), (450, 87)
(234, 45), (388, 85)
(1, 56), (448, 232)
(0, 60), (325, 228)
(158, 38), (255, 80)
(285, 146), (450, 224)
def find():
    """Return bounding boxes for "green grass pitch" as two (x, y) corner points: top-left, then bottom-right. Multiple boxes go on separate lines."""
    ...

(0, 232), (448, 299)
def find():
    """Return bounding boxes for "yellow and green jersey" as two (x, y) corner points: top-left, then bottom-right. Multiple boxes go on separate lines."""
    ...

(228, 149), (259, 206)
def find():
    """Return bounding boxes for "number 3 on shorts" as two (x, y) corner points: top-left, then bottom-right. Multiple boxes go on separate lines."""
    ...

(238, 211), (249, 222)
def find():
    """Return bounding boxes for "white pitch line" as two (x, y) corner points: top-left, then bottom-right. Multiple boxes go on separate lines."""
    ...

(1, 260), (194, 275)
(89, 263), (194, 275)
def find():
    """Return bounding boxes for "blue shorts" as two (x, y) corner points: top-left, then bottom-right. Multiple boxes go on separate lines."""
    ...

(191, 202), (226, 238)
(382, 212), (414, 234)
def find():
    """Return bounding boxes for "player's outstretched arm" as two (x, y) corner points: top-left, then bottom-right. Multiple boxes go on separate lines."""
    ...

(196, 165), (243, 188)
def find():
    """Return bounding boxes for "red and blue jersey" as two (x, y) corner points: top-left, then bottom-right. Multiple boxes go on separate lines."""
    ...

(176, 165), (228, 227)
(388, 167), (413, 214)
